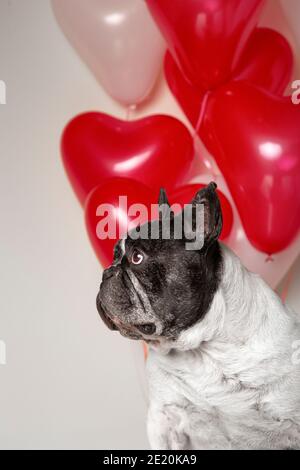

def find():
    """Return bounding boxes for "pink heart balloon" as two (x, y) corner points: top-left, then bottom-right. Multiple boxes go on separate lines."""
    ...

(51, 0), (165, 106)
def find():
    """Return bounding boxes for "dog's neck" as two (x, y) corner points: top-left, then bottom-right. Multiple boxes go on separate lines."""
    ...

(151, 244), (287, 356)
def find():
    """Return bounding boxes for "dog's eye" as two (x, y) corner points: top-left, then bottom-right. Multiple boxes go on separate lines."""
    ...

(131, 249), (144, 265)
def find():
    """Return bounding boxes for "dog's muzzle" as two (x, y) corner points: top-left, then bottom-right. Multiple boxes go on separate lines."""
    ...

(96, 294), (118, 331)
(97, 264), (163, 339)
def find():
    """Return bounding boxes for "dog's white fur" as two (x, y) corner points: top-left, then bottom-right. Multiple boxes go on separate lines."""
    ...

(146, 245), (300, 449)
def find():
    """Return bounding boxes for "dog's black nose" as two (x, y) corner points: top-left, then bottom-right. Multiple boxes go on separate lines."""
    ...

(135, 323), (156, 335)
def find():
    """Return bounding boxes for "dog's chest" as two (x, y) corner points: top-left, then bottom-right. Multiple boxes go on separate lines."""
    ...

(150, 347), (257, 402)
(147, 349), (277, 449)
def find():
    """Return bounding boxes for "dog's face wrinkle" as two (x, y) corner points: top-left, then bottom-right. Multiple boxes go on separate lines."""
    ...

(123, 268), (147, 314)
(121, 270), (135, 308)
(96, 293), (118, 331)
(125, 268), (160, 327)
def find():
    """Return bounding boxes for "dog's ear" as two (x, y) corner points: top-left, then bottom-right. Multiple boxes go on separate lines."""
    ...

(158, 187), (170, 207)
(158, 188), (170, 220)
(191, 182), (223, 247)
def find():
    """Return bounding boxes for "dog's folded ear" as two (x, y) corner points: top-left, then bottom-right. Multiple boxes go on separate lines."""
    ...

(192, 182), (223, 248)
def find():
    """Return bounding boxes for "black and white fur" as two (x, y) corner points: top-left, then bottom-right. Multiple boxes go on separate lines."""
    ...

(97, 183), (300, 450)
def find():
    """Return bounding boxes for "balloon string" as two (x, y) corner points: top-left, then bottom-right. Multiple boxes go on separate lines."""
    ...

(280, 266), (294, 303)
(143, 341), (148, 361)
(193, 90), (220, 178)
(194, 90), (211, 138)
(126, 104), (137, 121)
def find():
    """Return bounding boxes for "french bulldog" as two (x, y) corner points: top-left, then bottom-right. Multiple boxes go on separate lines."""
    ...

(96, 182), (300, 450)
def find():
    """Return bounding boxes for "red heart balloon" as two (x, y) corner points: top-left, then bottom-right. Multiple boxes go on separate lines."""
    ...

(169, 184), (233, 241)
(199, 82), (300, 254)
(146, 0), (264, 89)
(85, 179), (234, 267)
(233, 28), (293, 94)
(85, 178), (156, 268)
(164, 27), (293, 130)
(61, 112), (194, 205)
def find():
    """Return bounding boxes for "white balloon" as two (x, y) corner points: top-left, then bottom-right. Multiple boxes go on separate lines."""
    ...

(51, 0), (165, 106)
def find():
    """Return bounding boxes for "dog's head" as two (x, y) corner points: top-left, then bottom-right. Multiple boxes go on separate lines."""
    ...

(96, 182), (223, 345)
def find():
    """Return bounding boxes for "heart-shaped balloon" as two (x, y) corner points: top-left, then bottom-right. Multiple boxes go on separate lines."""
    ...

(199, 81), (300, 254)
(165, 27), (293, 130)
(85, 178), (156, 268)
(233, 27), (293, 94)
(146, 0), (265, 89)
(189, 173), (300, 288)
(85, 179), (234, 267)
(61, 112), (194, 205)
(51, 0), (165, 106)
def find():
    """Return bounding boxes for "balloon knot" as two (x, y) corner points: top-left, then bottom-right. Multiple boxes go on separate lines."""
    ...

(265, 254), (274, 263)
(126, 104), (137, 121)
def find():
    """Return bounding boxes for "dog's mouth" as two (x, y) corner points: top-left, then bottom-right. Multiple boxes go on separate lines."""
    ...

(97, 296), (159, 342)
(96, 295), (144, 340)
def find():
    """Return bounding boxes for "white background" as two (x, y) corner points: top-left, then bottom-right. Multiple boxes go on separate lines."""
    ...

(0, 0), (299, 449)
